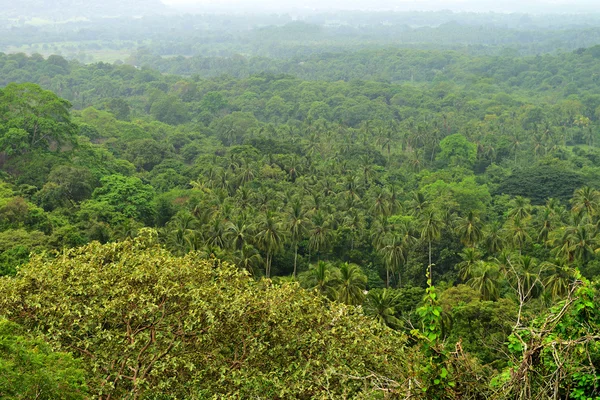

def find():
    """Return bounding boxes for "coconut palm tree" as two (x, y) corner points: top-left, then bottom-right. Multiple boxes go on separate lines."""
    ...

(286, 199), (310, 278)
(344, 207), (365, 251)
(233, 244), (263, 277)
(572, 186), (600, 221)
(206, 216), (227, 249)
(343, 175), (362, 207)
(336, 263), (368, 305)
(364, 289), (402, 329)
(299, 261), (341, 300)
(360, 154), (377, 186)
(568, 224), (598, 263)
(509, 255), (544, 301)
(467, 261), (500, 301)
(504, 215), (531, 254)
(542, 259), (574, 300)
(508, 196), (532, 220)
(510, 130), (523, 163)
(308, 211), (333, 261)
(536, 207), (554, 244)
(455, 211), (483, 248)
(379, 234), (406, 288)
(379, 228), (416, 288)
(371, 214), (392, 251)
(284, 154), (303, 183)
(419, 209), (443, 281)
(483, 221), (504, 255)
(236, 159), (256, 186)
(376, 125), (398, 163)
(164, 211), (197, 255)
(255, 211), (284, 278)
(224, 215), (253, 251)
(409, 191), (429, 216)
(456, 247), (482, 281)
(370, 187), (391, 217)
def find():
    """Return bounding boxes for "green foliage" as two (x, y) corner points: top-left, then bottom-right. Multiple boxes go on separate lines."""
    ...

(2, 30), (600, 397)
(0, 83), (76, 154)
(499, 163), (585, 204)
(413, 278), (456, 397)
(364, 288), (403, 329)
(0, 232), (410, 398)
(495, 273), (600, 399)
(149, 95), (189, 125)
(0, 318), (88, 399)
(437, 134), (477, 169)
(88, 174), (156, 224)
(0, 229), (47, 276)
(441, 285), (516, 367)
(34, 165), (96, 210)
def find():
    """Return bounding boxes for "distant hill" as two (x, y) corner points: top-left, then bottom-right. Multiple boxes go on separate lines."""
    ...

(0, 0), (169, 19)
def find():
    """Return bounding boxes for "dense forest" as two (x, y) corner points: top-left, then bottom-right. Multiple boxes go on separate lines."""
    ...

(4, 11), (600, 63)
(1, 8), (600, 400)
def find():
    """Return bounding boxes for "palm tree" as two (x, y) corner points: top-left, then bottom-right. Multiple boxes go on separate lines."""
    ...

(409, 191), (429, 216)
(582, 125), (595, 147)
(343, 175), (362, 207)
(388, 186), (401, 215)
(545, 197), (567, 221)
(408, 148), (424, 172)
(510, 130), (523, 163)
(571, 186), (600, 221)
(379, 231), (414, 288)
(510, 255), (544, 301)
(364, 289), (402, 329)
(419, 209), (443, 281)
(376, 125), (397, 163)
(536, 207), (554, 244)
(467, 261), (500, 301)
(568, 224), (598, 263)
(542, 259), (574, 300)
(308, 211), (333, 261)
(233, 244), (263, 276)
(508, 196), (532, 220)
(164, 211), (197, 256)
(455, 211), (483, 247)
(253, 187), (276, 212)
(370, 187), (391, 217)
(285, 154), (302, 183)
(360, 154), (376, 186)
(286, 199), (310, 278)
(206, 216), (227, 249)
(344, 207), (365, 251)
(236, 159), (256, 186)
(299, 261), (341, 300)
(336, 263), (368, 305)
(371, 214), (391, 251)
(224, 216), (253, 251)
(483, 221), (504, 255)
(255, 211), (284, 278)
(439, 209), (458, 233)
(549, 226), (577, 262)
(504, 215), (531, 254)
(456, 247), (482, 281)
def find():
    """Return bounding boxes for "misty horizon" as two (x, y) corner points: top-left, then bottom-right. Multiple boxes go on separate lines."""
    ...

(161, 0), (600, 14)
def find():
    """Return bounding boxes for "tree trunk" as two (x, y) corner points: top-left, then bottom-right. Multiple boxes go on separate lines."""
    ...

(266, 252), (271, 278)
(428, 240), (433, 283)
(293, 243), (298, 279)
(386, 266), (390, 289)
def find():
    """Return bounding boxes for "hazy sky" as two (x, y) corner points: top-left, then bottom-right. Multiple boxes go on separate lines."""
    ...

(161, 0), (600, 13)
